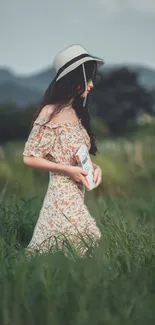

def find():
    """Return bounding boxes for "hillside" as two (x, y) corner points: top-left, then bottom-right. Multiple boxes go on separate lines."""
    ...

(0, 64), (154, 107)
(0, 81), (42, 107)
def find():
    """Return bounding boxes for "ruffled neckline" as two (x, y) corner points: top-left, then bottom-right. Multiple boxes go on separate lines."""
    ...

(34, 116), (82, 127)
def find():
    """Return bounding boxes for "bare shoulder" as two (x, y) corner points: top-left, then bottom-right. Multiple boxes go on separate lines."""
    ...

(38, 105), (55, 120)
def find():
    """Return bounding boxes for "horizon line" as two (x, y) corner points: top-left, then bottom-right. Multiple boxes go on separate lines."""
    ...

(0, 61), (155, 77)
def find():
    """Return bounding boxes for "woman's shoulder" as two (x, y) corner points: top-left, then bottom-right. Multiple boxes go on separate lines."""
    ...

(38, 105), (55, 120)
(34, 105), (55, 125)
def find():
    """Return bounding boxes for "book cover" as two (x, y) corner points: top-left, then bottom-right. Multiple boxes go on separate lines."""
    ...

(75, 144), (95, 191)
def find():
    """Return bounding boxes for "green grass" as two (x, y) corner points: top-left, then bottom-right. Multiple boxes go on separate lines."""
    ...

(1, 135), (155, 324)
(1, 192), (155, 324)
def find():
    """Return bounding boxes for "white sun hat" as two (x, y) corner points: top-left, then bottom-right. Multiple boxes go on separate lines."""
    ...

(54, 44), (104, 81)
(54, 44), (104, 106)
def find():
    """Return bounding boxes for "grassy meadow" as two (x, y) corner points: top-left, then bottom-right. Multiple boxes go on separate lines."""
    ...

(1, 124), (155, 324)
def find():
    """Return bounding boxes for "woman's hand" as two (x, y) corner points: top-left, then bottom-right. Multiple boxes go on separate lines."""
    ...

(65, 166), (90, 190)
(93, 164), (102, 188)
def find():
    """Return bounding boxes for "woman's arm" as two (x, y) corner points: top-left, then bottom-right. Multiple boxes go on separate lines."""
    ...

(92, 162), (98, 170)
(91, 161), (102, 188)
(23, 156), (90, 189)
(23, 156), (69, 174)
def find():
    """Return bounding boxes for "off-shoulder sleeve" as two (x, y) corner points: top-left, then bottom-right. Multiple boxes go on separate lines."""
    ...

(23, 119), (55, 158)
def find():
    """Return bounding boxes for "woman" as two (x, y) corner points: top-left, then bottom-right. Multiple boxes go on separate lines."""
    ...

(23, 44), (104, 256)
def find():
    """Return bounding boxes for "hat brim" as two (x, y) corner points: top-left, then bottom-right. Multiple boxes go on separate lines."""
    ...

(56, 56), (104, 81)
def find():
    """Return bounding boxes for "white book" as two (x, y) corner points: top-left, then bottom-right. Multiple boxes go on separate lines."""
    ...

(75, 144), (95, 191)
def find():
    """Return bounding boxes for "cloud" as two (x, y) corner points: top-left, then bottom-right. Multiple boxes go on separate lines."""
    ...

(97, 0), (124, 13)
(130, 0), (155, 13)
(98, 0), (155, 14)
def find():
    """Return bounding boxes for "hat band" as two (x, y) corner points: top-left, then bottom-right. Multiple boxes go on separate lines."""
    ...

(56, 53), (92, 79)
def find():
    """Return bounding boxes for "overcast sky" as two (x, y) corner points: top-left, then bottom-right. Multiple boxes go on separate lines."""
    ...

(0, 0), (155, 75)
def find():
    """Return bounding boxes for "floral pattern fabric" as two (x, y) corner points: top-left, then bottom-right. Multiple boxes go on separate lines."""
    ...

(23, 116), (101, 255)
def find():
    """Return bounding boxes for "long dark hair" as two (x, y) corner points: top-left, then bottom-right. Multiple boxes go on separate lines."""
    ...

(32, 61), (98, 155)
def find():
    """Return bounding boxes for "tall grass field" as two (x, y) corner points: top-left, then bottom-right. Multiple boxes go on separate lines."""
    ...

(1, 127), (155, 325)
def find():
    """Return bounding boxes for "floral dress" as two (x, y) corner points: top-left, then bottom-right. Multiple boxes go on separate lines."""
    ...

(23, 115), (101, 255)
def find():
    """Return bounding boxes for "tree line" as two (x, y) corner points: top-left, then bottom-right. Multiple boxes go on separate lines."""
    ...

(0, 67), (154, 143)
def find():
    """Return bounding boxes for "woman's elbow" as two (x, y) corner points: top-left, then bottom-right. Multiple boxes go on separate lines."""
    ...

(23, 156), (33, 166)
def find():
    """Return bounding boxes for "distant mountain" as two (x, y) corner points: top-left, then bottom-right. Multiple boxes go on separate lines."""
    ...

(0, 81), (42, 107)
(18, 67), (55, 92)
(0, 68), (16, 83)
(0, 67), (55, 107)
(0, 67), (55, 92)
(0, 64), (155, 107)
